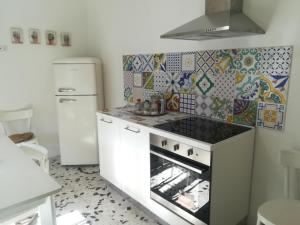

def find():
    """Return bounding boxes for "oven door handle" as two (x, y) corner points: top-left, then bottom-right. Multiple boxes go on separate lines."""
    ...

(150, 150), (203, 174)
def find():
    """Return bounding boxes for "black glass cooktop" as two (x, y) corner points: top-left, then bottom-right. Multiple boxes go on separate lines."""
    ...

(154, 117), (252, 144)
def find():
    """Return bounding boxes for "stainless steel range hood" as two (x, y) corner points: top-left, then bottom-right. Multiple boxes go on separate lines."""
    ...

(161, 0), (265, 41)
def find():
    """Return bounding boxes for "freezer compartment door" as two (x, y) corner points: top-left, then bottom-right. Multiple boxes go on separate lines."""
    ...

(54, 64), (97, 95)
(56, 96), (98, 165)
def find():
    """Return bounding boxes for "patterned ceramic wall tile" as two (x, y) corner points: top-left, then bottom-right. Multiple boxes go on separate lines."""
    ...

(256, 102), (286, 130)
(123, 45), (292, 131)
(193, 72), (215, 96)
(154, 54), (166, 72)
(261, 46), (293, 76)
(180, 94), (196, 114)
(166, 53), (182, 72)
(166, 92), (180, 112)
(123, 71), (133, 89)
(235, 73), (260, 100)
(141, 54), (154, 72)
(132, 54), (154, 72)
(132, 55), (144, 72)
(214, 49), (239, 75)
(259, 74), (289, 104)
(143, 72), (154, 90)
(196, 50), (217, 76)
(165, 72), (181, 93)
(195, 95), (213, 118)
(213, 72), (235, 100)
(178, 72), (193, 94)
(181, 52), (196, 72)
(124, 87), (133, 103)
(153, 71), (167, 93)
(133, 73), (143, 88)
(123, 55), (134, 71)
(211, 97), (233, 122)
(233, 99), (258, 126)
(234, 48), (262, 75)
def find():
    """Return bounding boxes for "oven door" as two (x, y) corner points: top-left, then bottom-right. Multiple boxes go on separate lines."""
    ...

(150, 145), (211, 225)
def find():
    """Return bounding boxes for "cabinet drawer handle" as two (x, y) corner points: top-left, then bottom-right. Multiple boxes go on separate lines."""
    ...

(100, 118), (112, 124)
(124, 126), (140, 133)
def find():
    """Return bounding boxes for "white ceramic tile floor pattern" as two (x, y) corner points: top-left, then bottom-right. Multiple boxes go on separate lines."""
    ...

(50, 157), (163, 225)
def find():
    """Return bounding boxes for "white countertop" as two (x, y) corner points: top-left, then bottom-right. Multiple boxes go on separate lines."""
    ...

(0, 135), (61, 219)
(97, 106), (255, 151)
(98, 106), (189, 127)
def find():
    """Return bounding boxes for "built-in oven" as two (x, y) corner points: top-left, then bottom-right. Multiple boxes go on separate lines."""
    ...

(150, 133), (211, 225)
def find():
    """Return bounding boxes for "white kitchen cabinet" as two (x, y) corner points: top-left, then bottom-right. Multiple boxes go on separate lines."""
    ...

(97, 112), (195, 225)
(97, 111), (255, 225)
(119, 120), (150, 203)
(97, 113), (150, 203)
(97, 114), (122, 189)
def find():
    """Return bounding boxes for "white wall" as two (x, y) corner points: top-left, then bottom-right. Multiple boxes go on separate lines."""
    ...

(0, 0), (88, 156)
(86, 0), (206, 107)
(0, 0), (299, 223)
(85, 0), (300, 224)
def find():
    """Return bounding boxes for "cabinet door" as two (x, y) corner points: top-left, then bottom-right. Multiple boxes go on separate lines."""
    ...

(119, 121), (150, 203)
(97, 114), (122, 189)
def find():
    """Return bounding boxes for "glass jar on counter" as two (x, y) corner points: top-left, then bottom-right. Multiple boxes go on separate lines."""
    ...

(143, 100), (151, 115)
(135, 98), (143, 111)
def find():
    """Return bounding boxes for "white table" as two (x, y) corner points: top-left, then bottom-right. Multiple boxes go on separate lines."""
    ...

(0, 135), (61, 225)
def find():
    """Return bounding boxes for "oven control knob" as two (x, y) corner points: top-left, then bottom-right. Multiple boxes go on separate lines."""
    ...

(187, 148), (193, 156)
(174, 144), (180, 151)
(161, 140), (167, 147)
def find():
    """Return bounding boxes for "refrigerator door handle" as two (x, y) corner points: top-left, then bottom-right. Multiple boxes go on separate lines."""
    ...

(58, 87), (76, 92)
(59, 98), (77, 103)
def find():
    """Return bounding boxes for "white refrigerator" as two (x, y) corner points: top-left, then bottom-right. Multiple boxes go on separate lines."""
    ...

(53, 58), (104, 165)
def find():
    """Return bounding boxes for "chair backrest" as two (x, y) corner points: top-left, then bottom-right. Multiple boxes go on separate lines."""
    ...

(280, 150), (300, 198)
(0, 107), (33, 135)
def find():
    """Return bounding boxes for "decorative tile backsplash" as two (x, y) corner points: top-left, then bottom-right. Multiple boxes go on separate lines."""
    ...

(123, 46), (293, 131)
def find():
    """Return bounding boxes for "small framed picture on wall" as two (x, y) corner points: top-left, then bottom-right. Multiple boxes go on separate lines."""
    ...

(29, 28), (41, 44)
(61, 32), (72, 47)
(10, 27), (24, 44)
(45, 30), (57, 46)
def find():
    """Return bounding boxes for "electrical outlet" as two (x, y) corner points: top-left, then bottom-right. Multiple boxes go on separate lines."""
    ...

(0, 45), (8, 52)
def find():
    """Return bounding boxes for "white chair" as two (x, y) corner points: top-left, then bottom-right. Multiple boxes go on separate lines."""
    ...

(2, 143), (50, 225)
(256, 149), (300, 225)
(0, 107), (38, 146)
(19, 143), (50, 173)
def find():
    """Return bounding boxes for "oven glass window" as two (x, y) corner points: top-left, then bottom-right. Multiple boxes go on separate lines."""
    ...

(150, 152), (210, 224)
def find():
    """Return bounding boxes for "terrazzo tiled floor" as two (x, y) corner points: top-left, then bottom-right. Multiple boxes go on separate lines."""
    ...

(50, 157), (163, 225)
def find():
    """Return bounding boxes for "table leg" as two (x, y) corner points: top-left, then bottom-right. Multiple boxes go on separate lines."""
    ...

(39, 196), (56, 225)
